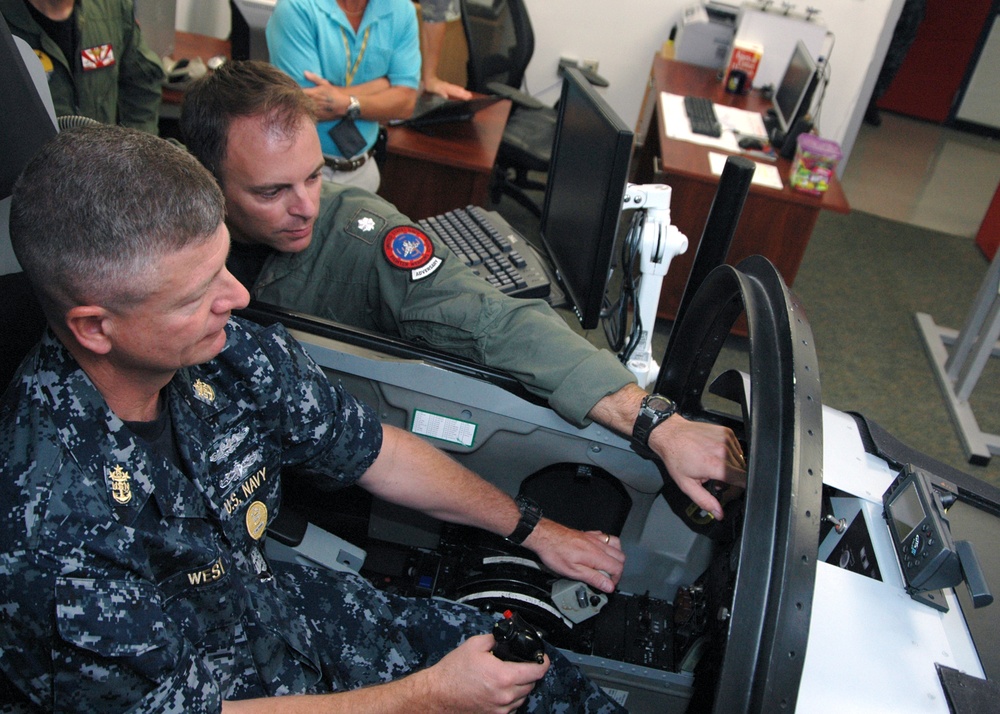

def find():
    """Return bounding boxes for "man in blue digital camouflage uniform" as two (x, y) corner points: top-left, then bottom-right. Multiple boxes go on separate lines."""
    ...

(0, 125), (627, 711)
(180, 61), (748, 522)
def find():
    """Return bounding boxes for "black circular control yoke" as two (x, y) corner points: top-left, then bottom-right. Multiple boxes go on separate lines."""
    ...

(658, 255), (825, 713)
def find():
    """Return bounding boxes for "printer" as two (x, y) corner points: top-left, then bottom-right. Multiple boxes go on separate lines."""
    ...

(673, 2), (740, 70)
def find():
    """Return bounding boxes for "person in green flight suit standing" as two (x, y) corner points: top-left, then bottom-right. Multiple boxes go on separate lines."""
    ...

(1, 0), (163, 133)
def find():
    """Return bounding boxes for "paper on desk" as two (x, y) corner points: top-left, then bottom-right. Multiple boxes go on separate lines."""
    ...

(660, 92), (740, 152)
(714, 104), (768, 139)
(709, 151), (783, 190)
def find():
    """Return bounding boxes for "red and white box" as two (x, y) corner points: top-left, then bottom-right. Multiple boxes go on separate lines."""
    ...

(723, 40), (763, 94)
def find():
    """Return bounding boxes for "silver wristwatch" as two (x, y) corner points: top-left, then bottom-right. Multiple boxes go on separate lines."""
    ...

(346, 95), (361, 120)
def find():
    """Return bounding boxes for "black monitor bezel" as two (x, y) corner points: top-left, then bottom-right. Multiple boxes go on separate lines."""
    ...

(539, 67), (634, 330)
(773, 40), (818, 136)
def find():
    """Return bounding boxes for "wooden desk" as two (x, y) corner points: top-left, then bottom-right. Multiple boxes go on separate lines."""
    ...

(633, 55), (850, 323)
(160, 32), (231, 111)
(377, 97), (511, 220)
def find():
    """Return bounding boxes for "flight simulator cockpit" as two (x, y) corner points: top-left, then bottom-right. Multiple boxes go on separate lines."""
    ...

(250, 67), (1000, 713)
(2, 15), (999, 713)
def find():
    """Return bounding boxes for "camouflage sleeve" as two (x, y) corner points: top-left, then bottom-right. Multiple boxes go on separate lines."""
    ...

(419, 0), (459, 23)
(243, 321), (383, 487)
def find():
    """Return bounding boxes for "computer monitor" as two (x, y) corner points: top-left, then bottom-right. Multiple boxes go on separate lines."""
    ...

(539, 67), (633, 330)
(772, 40), (818, 138)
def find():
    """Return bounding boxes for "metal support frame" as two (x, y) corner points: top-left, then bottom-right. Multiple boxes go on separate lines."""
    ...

(916, 250), (1000, 465)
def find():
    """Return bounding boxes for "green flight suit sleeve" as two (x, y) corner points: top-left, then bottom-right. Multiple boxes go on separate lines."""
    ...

(383, 248), (636, 427)
(252, 184), (636, 427)
(113, 0), (163, 133)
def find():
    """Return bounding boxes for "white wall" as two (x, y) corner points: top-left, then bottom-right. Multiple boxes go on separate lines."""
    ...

(176, 0), (231, 38)
(179, 0), (905, 168)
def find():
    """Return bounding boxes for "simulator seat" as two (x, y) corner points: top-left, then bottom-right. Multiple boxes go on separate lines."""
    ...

(0, 21), (54, 389)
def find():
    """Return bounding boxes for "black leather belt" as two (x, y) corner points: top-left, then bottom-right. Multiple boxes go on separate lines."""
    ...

(324, 149), (373, 172)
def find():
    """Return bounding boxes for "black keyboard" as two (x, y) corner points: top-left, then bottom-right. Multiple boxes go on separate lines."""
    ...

(683, 95), (722, 137)
(418, 206), (551, 300)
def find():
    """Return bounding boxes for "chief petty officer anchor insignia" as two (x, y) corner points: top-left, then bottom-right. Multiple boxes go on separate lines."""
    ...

(193, 379), (215, 403)
(107, 464), (133, 505)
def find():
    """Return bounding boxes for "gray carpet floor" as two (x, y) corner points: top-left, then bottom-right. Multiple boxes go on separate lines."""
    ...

(790, 209), (1000, 489)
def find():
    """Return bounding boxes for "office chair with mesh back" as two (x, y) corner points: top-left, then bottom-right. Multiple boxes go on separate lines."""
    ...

(459, 0), (555, 216)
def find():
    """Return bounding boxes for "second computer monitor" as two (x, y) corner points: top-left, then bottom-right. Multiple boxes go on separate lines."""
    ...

(540, 67), (633, 330)
(772, 40), (819, 139)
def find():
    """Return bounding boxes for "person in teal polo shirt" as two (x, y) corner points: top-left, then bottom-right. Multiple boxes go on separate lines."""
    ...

(266, 0), (420, 192)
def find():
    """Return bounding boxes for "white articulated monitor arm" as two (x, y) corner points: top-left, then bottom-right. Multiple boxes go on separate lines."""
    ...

(620, 183), (688, 388)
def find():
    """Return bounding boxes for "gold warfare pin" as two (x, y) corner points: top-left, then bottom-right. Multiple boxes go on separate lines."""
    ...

(193, 379), (216, 403)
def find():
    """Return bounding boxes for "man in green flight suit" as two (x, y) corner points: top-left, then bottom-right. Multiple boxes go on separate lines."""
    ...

(1, 0), (162, 133)
(180, 60), (747, 519)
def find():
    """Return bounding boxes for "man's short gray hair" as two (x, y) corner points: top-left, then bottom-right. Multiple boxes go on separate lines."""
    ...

(9, 125), (225, 321)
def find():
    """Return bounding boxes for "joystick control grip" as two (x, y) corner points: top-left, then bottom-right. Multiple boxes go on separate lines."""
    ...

(492, 610), (545, 664)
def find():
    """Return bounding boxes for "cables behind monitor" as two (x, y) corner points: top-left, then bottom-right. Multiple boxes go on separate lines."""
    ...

(602, 209), (645, 365)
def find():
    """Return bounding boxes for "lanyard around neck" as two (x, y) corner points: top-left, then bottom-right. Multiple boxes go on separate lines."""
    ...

(339, 25), (371, 87)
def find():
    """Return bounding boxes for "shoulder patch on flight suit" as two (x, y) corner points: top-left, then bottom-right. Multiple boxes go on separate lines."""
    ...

(345, 208), (388, 245)
(81, 44), (116, 71)
(383, 226), (443, 280)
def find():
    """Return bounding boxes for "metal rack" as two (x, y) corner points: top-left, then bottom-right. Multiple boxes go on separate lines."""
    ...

(916, 251), (1000, 465)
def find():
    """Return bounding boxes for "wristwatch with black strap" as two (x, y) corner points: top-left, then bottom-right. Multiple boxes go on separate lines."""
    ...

(505, 495), (542, 545)
(630, 393), (677, 458)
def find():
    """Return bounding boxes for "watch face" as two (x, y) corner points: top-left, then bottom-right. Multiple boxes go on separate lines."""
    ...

(646, 395), (674, 413)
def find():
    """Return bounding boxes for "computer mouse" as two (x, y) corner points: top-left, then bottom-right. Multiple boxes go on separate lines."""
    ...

(738, 136), (765, 151)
